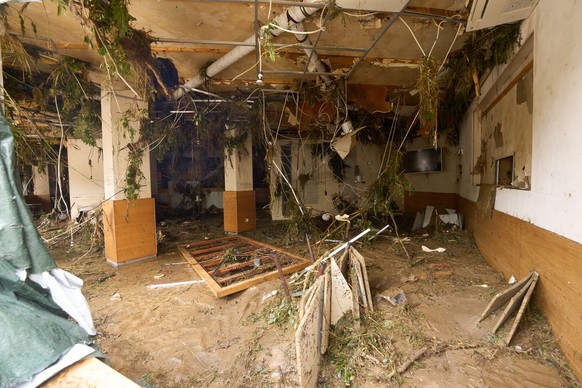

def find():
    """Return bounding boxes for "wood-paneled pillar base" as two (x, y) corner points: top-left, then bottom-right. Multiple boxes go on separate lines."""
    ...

(223, 191), (256, 233)
(103, 198), (157, 266)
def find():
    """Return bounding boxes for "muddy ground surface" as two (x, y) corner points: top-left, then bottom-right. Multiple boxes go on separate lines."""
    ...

(49, 214), (579, 387)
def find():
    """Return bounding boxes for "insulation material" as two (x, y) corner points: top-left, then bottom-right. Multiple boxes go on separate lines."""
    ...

(331, 126), (366, 159)
(348, 84), (393, 113)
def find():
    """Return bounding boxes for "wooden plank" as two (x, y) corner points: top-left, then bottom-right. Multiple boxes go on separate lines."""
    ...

(350, 247), (374, 312)
(178, 246), (223, 297)
(478, 271), (534, 322)
(350, 260), (361, 331)
(505, 272), (539, 345)
(491, 277), (534, 334)
(330, 258), (353, 325)
(43, 357), (138, 387)
(321, 270), (332, 355)
(296, 277), (324, 388)
(351, 255), (368, 309)
(480, 35), (534, 116)
(338, 249), (349, 274)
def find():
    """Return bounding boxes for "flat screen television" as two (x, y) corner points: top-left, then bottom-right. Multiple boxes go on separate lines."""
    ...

(404, 147), (442, 173)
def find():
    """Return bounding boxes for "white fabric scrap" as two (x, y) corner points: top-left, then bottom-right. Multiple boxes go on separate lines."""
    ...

(421, 245), (446, 253)
(29, 268), (96, 335)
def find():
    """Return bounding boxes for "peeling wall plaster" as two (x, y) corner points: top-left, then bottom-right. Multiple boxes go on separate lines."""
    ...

(480, 67), (533, 188)
(458, 0), (582, 244)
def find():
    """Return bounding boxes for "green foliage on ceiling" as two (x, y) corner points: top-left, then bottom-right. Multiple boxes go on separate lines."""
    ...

(439, 22), (522, 144)
(52, 0), (162, 99)
(417, 55), (439, 145)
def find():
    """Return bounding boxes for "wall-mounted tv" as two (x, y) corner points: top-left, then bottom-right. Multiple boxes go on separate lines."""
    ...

(404, 147), (443, 173)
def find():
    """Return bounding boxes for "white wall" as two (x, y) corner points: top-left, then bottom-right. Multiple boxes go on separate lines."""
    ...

(68, 138), (104, 219)
(32, 165), (50, 196)
(403, 136), (459, 193)
(458, 0), (582, 243)
(269, 138), (387, 219)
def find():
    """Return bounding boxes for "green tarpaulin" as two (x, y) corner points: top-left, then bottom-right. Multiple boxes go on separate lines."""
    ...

(0, 116), (96, 387)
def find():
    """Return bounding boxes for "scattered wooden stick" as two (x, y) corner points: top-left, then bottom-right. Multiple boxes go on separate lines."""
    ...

(146, 280), (204, 289)
(273, 255), (292, 301)
(305, 234), (316, 263)
(388, 347), (427, 379)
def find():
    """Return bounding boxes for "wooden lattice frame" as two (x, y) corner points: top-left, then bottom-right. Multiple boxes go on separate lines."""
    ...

(178, 236), (310, 298)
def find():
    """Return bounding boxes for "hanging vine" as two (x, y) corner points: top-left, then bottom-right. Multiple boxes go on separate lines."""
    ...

(439, 22), (522, 144)
(417, 55), (439, 145)
(53, 0), (168, 99)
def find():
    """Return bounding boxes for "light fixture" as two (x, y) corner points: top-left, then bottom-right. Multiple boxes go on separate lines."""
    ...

(256, 71), (265, 86)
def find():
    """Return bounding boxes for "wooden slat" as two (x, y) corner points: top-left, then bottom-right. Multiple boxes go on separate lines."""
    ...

(350, 260), (361, 331)
(214, 261), (309, 298)
(505, 272), (539, 345)
(321, 270), (332, 355)
(350, 247), (374, 312)
(296, 277), (324, 388)
(185, 236), (239, 249)
(478, 271), (534, 322)
(461, 196), (582, 379)
(491, 277), (534, 334)
(217, 263), (278, 284)
(178, 246), (223, 296)
(188, 242), (241, 257)
(44, 358), (138, 387)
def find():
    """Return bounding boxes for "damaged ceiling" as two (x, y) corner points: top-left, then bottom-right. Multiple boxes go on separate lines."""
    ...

(3, 0), (470, 113)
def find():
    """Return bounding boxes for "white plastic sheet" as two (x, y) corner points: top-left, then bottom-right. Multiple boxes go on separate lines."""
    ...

(29, 268), (96, 335)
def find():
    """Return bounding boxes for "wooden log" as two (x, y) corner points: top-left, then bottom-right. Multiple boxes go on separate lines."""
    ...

(478, 271), (534, 322)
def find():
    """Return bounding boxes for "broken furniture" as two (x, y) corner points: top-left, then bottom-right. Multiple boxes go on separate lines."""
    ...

(478, 270), (539, 345)
(178, 236), (310, 298)
(295, 246), (373, 388)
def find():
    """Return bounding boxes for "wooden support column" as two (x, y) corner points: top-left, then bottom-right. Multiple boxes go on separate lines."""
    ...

(223, 127), (255, 233)
(101, 87), (156, 266)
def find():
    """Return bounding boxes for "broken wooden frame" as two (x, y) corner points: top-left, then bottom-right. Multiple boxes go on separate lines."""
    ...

(178, 236), (311, 298)
(478, 270), (539, 345)
(296, 246), (374, 387)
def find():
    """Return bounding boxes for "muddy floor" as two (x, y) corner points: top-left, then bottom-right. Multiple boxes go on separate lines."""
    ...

(50, 214), (579, 387)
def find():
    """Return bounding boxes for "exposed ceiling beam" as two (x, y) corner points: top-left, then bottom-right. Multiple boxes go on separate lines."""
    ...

(345, 4), (407, 78)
